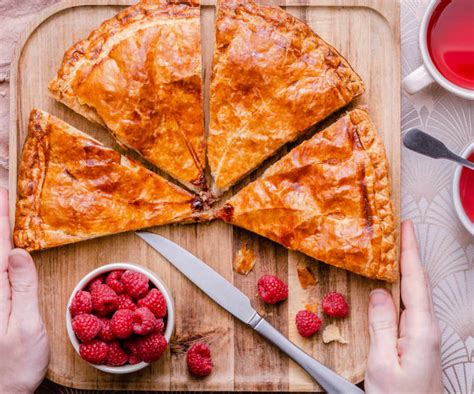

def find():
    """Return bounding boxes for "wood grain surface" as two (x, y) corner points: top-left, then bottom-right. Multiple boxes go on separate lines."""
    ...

(37, 378), (365, 393)
(10, 0), (400, 391)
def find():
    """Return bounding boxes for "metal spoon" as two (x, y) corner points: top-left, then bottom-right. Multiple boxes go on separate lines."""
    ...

(403, 128), (474, 170)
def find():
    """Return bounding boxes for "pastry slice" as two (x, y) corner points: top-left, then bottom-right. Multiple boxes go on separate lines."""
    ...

(49, 0), (206, 192)
(208, 0), (365, 195)
(216, 109), (398, 282)
(13, 109), (204, 252)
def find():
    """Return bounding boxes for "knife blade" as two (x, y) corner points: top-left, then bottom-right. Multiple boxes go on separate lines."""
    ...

(136, 231), (364, 394)
(136, 231), (258, 325)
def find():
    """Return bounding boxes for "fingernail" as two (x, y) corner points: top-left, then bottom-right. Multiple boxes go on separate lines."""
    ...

(9, 249), (32, 268)
(370, 289), (388, 307)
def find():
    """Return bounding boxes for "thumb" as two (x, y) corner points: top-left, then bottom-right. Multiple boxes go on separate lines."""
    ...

(367, 289), (399, 367)
(8, 248), (40, 321)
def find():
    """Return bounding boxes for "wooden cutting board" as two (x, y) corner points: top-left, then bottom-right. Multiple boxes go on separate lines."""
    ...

(9, 0), (400, 391)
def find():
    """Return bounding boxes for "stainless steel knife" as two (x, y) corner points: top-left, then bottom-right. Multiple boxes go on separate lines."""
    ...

(136, 231), (364, 394)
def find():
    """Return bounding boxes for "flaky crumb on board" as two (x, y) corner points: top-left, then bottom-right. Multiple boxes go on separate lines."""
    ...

(297, 266), (317, 289)
(304, 302), (319, 313)
(322, 324), (348, 344)
(233, 242), (256, 275)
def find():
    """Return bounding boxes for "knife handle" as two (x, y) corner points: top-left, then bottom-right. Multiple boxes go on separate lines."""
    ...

(253, 318), (364, 394)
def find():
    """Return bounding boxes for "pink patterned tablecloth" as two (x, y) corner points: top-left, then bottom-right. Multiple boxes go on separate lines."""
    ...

(401, 2), (473, 393)
(0, 1), (473, 392)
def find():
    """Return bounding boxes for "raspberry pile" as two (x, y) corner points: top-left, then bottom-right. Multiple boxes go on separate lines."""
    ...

(69, 269), (168, 367)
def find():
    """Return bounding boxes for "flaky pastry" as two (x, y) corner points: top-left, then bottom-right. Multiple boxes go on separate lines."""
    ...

(13, 109), (204, 251)
(216, 109), (398, 282)
(48, 0), (206, 192)
(208, 0), (365, 195)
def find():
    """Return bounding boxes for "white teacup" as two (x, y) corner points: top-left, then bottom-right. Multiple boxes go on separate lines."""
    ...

(402, 0), (474, 100)
(452, 143), (474, 235)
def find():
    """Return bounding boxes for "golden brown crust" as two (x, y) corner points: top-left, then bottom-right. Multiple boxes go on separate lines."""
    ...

(347, 109), (397, 282)
(208, 0), (365, 195)
(14, 110), (49, 251)
(14, 109), (205, 251)
(48, 0), (206, 192)
(216, 109), (398, 282)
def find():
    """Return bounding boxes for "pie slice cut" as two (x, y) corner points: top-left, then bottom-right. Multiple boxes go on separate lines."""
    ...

(216, 109), (398, 282)
(208, 0), (365, 195)
(48, 0), (206, 192)
(13, 109), (205, 252)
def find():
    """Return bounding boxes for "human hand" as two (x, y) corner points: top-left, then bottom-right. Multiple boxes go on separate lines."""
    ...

(0, 188), (50, 393)
(364, 220), (443, 394)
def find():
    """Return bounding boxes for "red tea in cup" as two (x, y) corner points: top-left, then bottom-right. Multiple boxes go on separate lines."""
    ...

(427, 0), (474, 90)
(459, 151), (474, 223)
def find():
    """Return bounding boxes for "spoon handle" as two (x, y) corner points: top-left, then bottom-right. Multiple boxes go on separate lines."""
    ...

(446, 152), (474, 170)
(404, 129), (474, 171)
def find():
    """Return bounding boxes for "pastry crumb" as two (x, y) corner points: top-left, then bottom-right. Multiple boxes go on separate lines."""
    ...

(304, 302), (319, 313)
(322, 324), (348, 344)
(233, 242), (256, 275)
(297, 266), (317, 289)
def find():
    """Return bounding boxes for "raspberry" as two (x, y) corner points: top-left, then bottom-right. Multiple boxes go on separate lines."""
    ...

(111, 309), (134, 339)
(121, 270), (149, 299)
(186, 343), (213, 377)
(137, 288), (167, 318)
(124, 339), (142, 365)
(106, 341), (129, 366)
(257, 275), (288, 304)
(136, 333), (167, 363)
(106, 270), (125, 295)
(117, 294), (137, 311)
(154, 318), (165, 334)
(132, 307), (156, 335)
(72, 314), (102, 342)
(91, 284), (118, 316)
(322, 292), (349, 318)
(70, 290), (93, 317)
(295, 310), (322, 337)
(98, 318), (115, 342)
(79, 340), (109, 365)
(88, 275), (104, 291)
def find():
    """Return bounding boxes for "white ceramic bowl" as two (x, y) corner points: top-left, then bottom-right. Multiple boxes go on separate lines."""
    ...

(452, 142), (474, 235)
(66, 263), (175, 374)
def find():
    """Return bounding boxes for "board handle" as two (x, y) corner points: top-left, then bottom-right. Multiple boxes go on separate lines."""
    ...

(253, 318), (364, 394)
